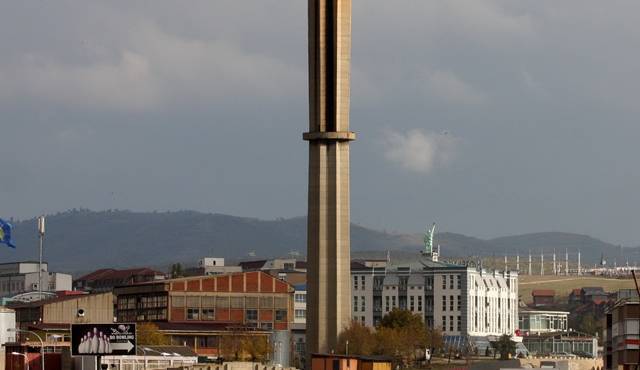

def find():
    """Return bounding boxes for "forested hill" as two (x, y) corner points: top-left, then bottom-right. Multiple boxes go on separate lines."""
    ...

(0, 210), (631, 273)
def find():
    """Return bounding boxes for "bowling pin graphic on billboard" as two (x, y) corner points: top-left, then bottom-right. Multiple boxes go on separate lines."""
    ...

(71, 324), (136, 356)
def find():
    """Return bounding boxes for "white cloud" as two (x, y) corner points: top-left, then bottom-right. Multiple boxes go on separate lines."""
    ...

(382, 129), (459, 174)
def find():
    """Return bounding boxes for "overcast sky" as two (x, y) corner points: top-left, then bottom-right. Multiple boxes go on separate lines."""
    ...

(2, 1), (640, 245)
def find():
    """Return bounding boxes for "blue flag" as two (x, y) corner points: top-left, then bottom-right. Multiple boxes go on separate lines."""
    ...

(0, 218), (16, 248)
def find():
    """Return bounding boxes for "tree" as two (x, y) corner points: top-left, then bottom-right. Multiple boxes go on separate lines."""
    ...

(380, 309), (424, 330)
(136, 322), (170, 345)
(243, 336), (272, 363)
(376, 309), (432, 364)
(337, 320), (376, 355)
(171, 263), (184, 278)
(493, 334), (516, 360)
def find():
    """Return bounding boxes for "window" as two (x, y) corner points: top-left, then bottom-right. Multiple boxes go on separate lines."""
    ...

(361, 276), (365, 290)
(457, 316), (461, 331)
(361, 316), (366, 323)
(295, 294), (306, 303)
(449, 275), (454, 290)
(275, 309), (287, 321)
(295, 309), (306, 319)
(418, 296), (423, 311)
(457, 295), (461, 311)
(392, 296), (396, 308)
(353, 296), (358, 311)
(187, 308), (200, 320)
(202, 308), (215, 320)
(354, 276), (358, 290)
(410, 296), (415, 311)
(442, 296), (447, 311)
(172, 296), (185, 308)
(385, 296), (390, 312)
(449, 316), (454, 332)
(450, 295), (454, 311)
(457, 275), (462, 289)
(261, 322), (273, 330)
(442, 316), (446, 330)
(246, 309), (258, 321)
(442, 276), (446, 289)
(361, 296), (365, 312)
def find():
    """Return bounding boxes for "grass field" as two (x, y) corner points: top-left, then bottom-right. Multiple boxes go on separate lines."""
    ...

(518, 275), (636, 303)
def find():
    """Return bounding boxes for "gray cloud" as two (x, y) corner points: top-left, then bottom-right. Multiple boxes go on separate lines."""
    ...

(2, 1), (640, 246)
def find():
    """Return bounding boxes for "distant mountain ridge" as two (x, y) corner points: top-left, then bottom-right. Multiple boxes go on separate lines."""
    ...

(0, 209), (634, 273)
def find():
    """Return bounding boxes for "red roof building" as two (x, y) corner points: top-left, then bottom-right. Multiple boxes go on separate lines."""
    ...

(74, 267), (166, 292)
(112, 271), (294, 358)
(532, 289), (555, 307)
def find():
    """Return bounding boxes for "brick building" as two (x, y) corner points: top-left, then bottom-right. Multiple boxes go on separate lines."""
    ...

(112, 271), (294, 358)
(531, 289), (555, 307)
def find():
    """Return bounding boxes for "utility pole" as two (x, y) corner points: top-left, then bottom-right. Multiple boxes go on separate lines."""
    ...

(541, 250), (544, 276)
(565, 249), (569, 276)
(578, 250), (582, 276)
(528, 251), (532, 276)
(516, 254), (520, 273)
(553, 249), (556, 275)
(37, 215), (45, 300)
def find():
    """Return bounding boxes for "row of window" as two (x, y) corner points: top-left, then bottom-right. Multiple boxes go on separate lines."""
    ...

(353, 296), (366, 312)
(442, 295), (462, 312)
(442, 275), (462, 290)
(441, 315), (462, 332)
(172, 295), (288, 309)
(294, 294), (306, 303)
(353, 276), (366, 291)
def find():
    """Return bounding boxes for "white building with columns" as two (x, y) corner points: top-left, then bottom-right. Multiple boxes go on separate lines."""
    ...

(351, 257), (518, 351)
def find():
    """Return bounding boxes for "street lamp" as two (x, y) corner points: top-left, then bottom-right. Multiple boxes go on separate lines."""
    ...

(8, 328), (45, 370)
(11, 352), (29, 370)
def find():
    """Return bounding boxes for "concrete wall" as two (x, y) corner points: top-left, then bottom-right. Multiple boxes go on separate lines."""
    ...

(43, 292), (113, 324)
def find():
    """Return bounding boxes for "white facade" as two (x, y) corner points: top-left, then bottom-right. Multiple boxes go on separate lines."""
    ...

(0, 307), (16, 344)
(0, 262), (72, 297)
(351, 259), (518, 339)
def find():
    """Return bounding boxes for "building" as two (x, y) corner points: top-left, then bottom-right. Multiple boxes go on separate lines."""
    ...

(605, 299), (639, 370)
(580, 287), (609, 305)
(518, 308), (569, 335)
(522, 332), (597, 357)
(531, 289), (555, 307)
(183, 257), (242, 277)
(292, 284), (307, 368)
(112, 271), (294, 360)
(73, 267), (165, 292)
(311, 354), (392, 370)
(0, 307), (16, 370)
(99, 345), (199, 369)
(0, 262), (72, 298)
(350, 258), (518, 351)
(239, 258), (307, 286)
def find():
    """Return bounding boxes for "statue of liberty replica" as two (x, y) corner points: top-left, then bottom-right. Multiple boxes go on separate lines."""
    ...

(421, 222), (439, 262)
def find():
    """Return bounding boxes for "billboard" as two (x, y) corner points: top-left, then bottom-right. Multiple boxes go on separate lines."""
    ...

(71, 323), (136, 356)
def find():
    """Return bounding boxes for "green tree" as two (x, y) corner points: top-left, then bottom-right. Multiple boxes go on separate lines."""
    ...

(243, 336), (272, 363)
(337, 320), (376, 355)
(493, 334), (516, 360)
(136, 322), (170, 345)
(376, 309), (433, 364)
(170, 263), (184, 278)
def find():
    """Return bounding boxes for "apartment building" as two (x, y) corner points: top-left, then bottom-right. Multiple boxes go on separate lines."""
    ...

(351, 258), (518, 348)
